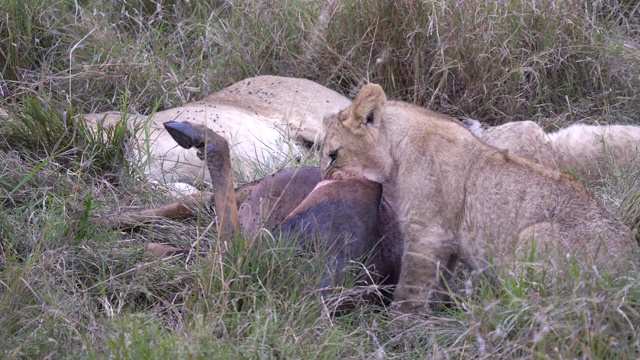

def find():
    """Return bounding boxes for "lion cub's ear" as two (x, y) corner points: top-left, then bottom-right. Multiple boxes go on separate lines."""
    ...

(342, 84), (386, 134)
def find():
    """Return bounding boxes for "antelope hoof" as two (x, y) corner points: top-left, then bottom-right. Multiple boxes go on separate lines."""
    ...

(164, 121), (203, 149)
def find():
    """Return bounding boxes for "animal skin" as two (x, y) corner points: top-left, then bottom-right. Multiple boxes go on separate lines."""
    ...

(462, 119), (640, 182)
(239, 167), (322, 237)
(82, 75), (351, 183)
(320, 83), (637, 314)
(125, 121), (403, 302)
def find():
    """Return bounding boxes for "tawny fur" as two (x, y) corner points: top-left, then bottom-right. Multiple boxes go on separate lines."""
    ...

(468, 120), (640, 182)
(321, 84), (638, 314)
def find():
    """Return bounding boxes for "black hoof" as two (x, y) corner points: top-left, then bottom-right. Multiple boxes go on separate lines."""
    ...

(164, 121), (203, 149)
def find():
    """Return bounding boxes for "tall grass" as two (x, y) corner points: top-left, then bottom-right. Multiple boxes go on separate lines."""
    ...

(1, 0), (639, 122)
(0, 0), (639, 358)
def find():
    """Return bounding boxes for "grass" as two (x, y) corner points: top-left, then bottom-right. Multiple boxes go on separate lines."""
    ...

(1, 0), (639, 358)
(2, 1), (639, 122)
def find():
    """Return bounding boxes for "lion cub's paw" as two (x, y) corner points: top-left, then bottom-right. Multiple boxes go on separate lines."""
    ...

(391, 299), (429, 315)
(391, 285), (431, 314)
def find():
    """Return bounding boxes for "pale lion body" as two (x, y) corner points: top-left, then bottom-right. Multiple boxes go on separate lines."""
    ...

(321, 84), (637, 313)
(82, 75), (351, 183)
(467, 120), (640, 182)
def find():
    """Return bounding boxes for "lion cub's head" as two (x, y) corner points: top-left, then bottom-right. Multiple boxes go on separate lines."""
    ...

(320, 84), (394, 183)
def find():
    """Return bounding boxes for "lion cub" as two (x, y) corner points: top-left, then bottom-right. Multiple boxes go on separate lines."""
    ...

(321, 84), (638, 314)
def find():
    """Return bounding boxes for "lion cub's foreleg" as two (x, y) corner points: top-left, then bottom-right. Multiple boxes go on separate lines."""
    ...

(392, 224), (458, 313)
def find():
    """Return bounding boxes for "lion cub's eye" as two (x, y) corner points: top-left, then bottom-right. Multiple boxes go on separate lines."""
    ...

(366, 112), (374, 124)
(328, 150), (338, 165)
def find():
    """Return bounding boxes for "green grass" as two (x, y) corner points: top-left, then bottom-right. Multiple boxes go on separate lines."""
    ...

(1, 0), (639, 358)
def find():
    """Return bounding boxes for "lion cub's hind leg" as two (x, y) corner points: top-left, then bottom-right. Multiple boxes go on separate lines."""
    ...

(515, 222), (561, 260)
(515, 220), (632, 274)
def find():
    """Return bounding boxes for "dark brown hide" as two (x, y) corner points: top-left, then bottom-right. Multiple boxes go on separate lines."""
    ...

(274, 178), (403, 303)
(369, 196), (403, 288)
(275, 179), (381, 290)
(239, 167), (322, 237)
